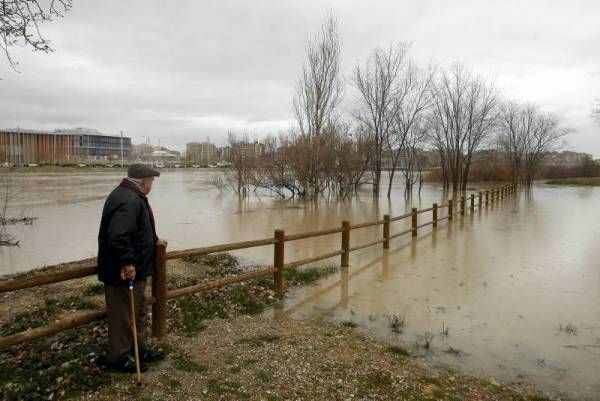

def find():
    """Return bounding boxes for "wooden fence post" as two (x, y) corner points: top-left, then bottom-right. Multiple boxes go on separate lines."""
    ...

(491, 190), (494, 204)
(460, 196), (465, 216)
(470, 194), (475, 213)
(341, 221), (350, 267)
(478, 192), (483, 210)
(274, 229), (285, 295)
(383, 214), (390, 249)
(411, 208), (418, 237)
(152, 243), (167, 339)
(432, 203), (438, 228)
(485, 190), (489, 205)
(448, 199), (453, 221)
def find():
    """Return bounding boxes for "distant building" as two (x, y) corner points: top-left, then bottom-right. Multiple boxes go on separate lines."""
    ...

(132, 143), (180, 162)
(0, 127), (131, 165)
(544, 151), (592, 166)
(186, 142), (217, 164)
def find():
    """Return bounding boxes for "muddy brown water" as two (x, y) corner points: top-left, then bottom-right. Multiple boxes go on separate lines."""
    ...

(1, 171), (599, 399)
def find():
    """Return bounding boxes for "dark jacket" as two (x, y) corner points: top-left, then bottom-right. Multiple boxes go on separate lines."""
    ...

(97, 179), (157, 285)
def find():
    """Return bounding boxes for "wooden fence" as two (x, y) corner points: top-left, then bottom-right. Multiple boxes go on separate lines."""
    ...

(0, 184), (517, 350)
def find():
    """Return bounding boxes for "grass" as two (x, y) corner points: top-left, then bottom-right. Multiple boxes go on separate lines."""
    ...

(172, 297), (209, 336)
(83, 283), (105, 296)
(256, 369), (273, 383)
(545, 177), (600, 186)
(283, 265), (338, 285)
(230, 286), (266, 315)
(387, 345), (410, 357)
(0, 325), (110, 401)
(0, 296), (97, 337)
(172, 353), (208, 373)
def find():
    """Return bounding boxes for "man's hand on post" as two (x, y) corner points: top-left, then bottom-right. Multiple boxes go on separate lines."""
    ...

(120, 264), (136, 281)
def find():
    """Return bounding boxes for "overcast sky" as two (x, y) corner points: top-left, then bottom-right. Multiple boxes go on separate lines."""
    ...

(1, 0), (599, 156)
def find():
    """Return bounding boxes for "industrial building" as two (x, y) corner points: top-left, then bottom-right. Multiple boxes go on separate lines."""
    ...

(0, 128), (131, 165)
(186, 141), (217, 165)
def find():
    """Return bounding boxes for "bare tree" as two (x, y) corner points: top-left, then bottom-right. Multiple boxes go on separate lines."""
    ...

(429, 63), (497, 192)
(1, 0), (72, 71)
(293, 13), (343, 198)
(225, 132), (255, 196)
(498, 103), (568, 185)
(498, 101), (531, 184)
(353, 43), (408, 196)
(387, 62), (435, 197)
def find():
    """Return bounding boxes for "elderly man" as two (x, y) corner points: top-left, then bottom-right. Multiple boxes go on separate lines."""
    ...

(97, 164), (166, 372)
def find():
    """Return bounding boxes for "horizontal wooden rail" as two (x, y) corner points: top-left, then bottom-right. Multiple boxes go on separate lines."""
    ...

(0, 264), (97, 294)
(166, 268), (277, 300)
(165, 237), (276, 260)
(348, 238), (386, 253)
(0, 310), (107, 349)
(389, 228), (412, 240)
(285, 250), (345, 270)
(417, 221), (434, 229)
(0, 295), (157, 350)
(437, 215), (450, 222)
(349, 219), (385, 230)
(390, 212), (412, 222)
(284, 227), (343, 242)
(417, 207), (434, 214)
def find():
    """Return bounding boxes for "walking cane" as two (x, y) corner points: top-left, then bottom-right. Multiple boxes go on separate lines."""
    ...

(128, 279), (142, 386)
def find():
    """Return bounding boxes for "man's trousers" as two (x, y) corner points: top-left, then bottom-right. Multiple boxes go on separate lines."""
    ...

(104, 280), (147, 364)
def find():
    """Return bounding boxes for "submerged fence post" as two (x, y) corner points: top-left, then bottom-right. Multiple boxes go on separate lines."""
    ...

(485, 190), (489, 205)
(448, 199), (453, 221)
(432, 203), (438, 228)
(470, 194), (475, 213)
(341, 221), (350, 267)
(411, 208), (418, 237)
(274, 229), (285, 295)
(478, 192), (483, 210)
(460, 196), (465, 216)
(152, 243), (167, 339)
(383, 214), (390, 249)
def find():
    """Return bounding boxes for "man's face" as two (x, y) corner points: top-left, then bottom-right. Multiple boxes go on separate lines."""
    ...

(140, 177), (155, 195)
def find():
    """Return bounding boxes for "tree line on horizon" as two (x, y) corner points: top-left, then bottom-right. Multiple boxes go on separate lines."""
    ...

(224, 14), (580, 199)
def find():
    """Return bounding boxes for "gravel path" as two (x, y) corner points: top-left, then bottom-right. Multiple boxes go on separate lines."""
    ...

(79, 315), (550, 401)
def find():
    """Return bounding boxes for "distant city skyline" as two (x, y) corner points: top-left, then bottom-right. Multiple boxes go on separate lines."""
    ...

(0, 1), (599, 156)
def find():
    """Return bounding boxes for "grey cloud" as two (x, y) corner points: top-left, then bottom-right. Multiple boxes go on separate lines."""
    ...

(1, 0), (599, 154)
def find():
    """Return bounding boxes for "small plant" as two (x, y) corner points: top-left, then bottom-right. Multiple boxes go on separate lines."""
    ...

(387, 313), (406, 334)
(441, 323), (449, 337)
(173, 353), (208, 373)
(559, 323), (578, 336)
(341, 320), (357, 328)
(256, 369), (273, 383)
(419, 331), (434, 350)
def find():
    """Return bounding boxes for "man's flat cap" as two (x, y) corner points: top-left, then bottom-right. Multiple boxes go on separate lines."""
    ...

(127, 164), (161, 179)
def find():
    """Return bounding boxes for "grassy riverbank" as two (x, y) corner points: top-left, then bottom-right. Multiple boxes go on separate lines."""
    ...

(545, 177), (600, 186)
(1, 254), (560, 401)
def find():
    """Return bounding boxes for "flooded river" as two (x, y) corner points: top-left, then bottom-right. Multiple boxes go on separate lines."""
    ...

(1, 171), (599, 399)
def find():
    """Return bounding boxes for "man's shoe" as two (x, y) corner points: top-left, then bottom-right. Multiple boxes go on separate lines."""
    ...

(110, 354), (148, 373)
(139, 347), (165, 363)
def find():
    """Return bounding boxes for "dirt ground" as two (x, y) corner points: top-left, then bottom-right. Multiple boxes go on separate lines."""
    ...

(76, 315), (552, 401)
